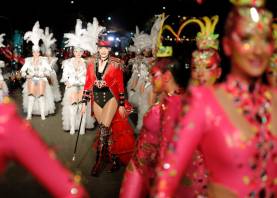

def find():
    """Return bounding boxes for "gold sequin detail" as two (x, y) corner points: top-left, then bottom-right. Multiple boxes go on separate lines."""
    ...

(242, 176), (250, 185)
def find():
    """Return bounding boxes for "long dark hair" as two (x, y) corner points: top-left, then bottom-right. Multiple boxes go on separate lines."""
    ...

(154, 57), (191, 90)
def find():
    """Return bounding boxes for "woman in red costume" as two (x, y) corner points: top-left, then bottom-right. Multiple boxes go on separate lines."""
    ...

(82, 34), (135, 177)
(152, 0), (277, 197)
(120, 56), (190, 198)
(0, 98), (88, 198)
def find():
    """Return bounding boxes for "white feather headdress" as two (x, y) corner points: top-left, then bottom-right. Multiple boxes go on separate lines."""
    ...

(129, 26), (152, 53)
(64, 19), (87, 50)
(24, 21), (43, 52)
(42, 27), (56, 54)
(0, 33), (5, 48)
(82, 17), (106, 54)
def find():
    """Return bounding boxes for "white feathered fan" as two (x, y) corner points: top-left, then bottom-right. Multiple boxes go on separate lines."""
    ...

(42, 27), (56, 54)
(82, 17), (106, 55)
(64, 19), (87, 50)
(24, 21), (44, 51)
(0, 34), (5, 48)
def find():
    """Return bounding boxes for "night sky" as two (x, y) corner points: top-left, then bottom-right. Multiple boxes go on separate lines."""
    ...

(0, 0), (276, 44)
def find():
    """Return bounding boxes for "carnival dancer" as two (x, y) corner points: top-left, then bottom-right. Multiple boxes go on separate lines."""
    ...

(0, 98), (89, 197)
(61, 19), (94, 135)
(120, 56), (191, 198)
(120, 13), (192, 197)
(42, 27), (62, 102)
(20, 21), (55, 120)
(190, 16), (222, 86)
(152, 0), (277, 197)
(81, 32), (135, 177)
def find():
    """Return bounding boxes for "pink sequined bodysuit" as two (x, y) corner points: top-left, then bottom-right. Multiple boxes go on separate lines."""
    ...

(121, 92), (208, 198)
(0, 102), (88, 198)
(153, 77), (277, 198)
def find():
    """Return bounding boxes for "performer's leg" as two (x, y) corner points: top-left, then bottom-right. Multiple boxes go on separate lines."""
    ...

(27, 79), (36, 96)
(69, 103), (77, 134)
(38, 80), (46, 120)
(90, 102), (103, 176)
(26, 80), (36, 120)
(100, 97), (118, 127)
(101, 98), (121, 172)
(91, 98), (120, 176)
(27, 95), (35, 120)
(69, 87), (78, 134)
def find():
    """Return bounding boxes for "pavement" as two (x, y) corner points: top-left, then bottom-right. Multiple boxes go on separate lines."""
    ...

(0, 87), (131, 198)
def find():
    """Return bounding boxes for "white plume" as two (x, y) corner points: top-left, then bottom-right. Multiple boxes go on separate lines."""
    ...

(82, 17), (106, 54)
(129, 26), (152, 53)
(64, 19), (87, 49)
(42, 27), (56, 52)
(24, 21), (43, 50)
(0, 34), (5, 48)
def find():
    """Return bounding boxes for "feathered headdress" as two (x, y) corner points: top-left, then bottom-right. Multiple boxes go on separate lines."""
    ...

(177, 16), (219, 50)
(0, 33), (5, 48)
(82, 17), (106, 55)
(64, 19), (87, 50)
(229, 0), (272, 34)
(151, 14), (173, 57)
(42, 27), (56, 54)
(129, 26), (152, 53)
(24, 21), (44, 52)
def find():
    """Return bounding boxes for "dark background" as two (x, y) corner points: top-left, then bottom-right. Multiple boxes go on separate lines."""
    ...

(0, 0), (276, 36)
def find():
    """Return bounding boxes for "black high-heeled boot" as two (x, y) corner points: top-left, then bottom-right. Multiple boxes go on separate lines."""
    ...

(108, 154), (121, 173)
(90, 124), (111, 177)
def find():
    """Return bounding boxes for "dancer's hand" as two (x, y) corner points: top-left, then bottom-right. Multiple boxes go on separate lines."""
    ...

(119, 106), (126, 118)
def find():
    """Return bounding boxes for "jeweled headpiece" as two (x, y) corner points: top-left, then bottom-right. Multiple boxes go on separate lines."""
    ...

(178, 16), (219, 50)
(230, 0), (265, 7)
(228, 0), (272, 35)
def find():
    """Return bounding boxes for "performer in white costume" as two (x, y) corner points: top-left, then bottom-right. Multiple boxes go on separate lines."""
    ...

(61, 19), (94, 135)
(20, 21), (55, 120)
(0, 34), (9, 103)
(42, 27), (61, 102)
(127, 26), (155, 132)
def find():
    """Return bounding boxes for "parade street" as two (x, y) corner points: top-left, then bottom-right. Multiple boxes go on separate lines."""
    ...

(0, 88), (124, 198)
